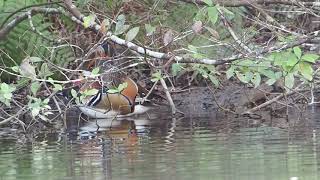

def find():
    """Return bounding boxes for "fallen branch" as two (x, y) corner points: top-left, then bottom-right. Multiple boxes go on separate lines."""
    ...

(63, 0), (318, 67)
(159, 78), (177, 115)
(243, 84), (305, 114)
(1, 1), (317, 67)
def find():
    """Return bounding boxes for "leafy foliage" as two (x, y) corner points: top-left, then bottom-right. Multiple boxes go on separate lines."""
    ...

(226, 46), (319, 90)
(0, 82), (16, 106)
(107, 82), (128, 93)
(0, 0), (76, 81)
(151, 72), (163, 82)
(27, 96), (52, 118)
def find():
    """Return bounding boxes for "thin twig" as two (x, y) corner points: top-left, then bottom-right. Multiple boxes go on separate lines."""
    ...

(159, 78), (177, 115)
(243, 83), (305, 114)
(0, 106), (27, 126)
(181, 0), (320, 8)
(217, 7), (252, 54)
(141, 80), (158, 104)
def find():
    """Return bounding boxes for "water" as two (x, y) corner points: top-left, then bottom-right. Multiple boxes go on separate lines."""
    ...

(1, 110), (320, 180)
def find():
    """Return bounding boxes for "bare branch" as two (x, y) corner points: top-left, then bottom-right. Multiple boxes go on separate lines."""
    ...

(62, 0), (319, 66)
(181, 0), (320, 7)
(0, 7), (61, 41)
(0, 106), (27, 126)
(159, 78), (177, 115)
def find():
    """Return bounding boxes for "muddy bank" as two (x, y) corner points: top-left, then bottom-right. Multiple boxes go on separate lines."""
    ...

(172, 82), (273, 116)
(171, 80), (317, 129)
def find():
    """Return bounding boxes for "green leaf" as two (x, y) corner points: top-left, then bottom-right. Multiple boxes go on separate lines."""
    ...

(71, 89), (78, 98)
(43, 98), (50, 104)
(286, 53), (299, 66)
(39, 63), (53, 78)
(1, 83), (9, 92)
(31, 107), (40, 117)
(115, 24), (130, 35)
(251, 73), (261, 88)
(266, 78), (277, 85)
(107, 89), (119, 93)
(0, 83), (15, 105)
(16, 78), (29, 89)
(117, 14), (126, 25)
(53, 84), (63, 92)
(172, 63), (182, 76)
(273, 52), (285, 66)
(38, 114), (50, 121)
(220, 7), (235, 19)
(236, 71), (249, 83)
(301, 54), (319, 63)
(299, 62), (313, 81)
(3, 93), (12, 99)
(83, 14), (96, 28)
(84, 89), (99, 96)
(91, 67), (100, 75)
(244, 71), (254, 82)
(126, 27), (140, 41)
(145, 24), (155, 35)
(226, 66), (235, 79)
(115, 14), (129, 35)
(145, 24), (156, 36)
(192, 53), (206, 59)
(208, 74), (219, 87)
(44, 104), (51, 110)
(0, 99), (10, 106)
(257, 61), (271, 71)
(260, 69), (275, 79)
(29, 57), (43, 63)
(275, 72), (283, 79)
(118, 82), (128, 92)
(207, 6), (219, 25)
(31, 81), (41, 96)
(11, 66), (20, 73)
(237, 59), (254, 66)
(47, 77), (54, 84)
(194, 8), (208, 21)
(285, 73), (294, 89)
(79, 95), (84, 104)
(202, 0), (213, 6)
(151, 72), (162, 82)
(293, 46), (302, 59)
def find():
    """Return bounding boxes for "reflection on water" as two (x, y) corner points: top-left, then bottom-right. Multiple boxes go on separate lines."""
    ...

(1, 109), (320, 180)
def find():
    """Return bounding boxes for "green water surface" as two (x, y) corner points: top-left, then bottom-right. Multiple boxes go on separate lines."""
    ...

(0, 114), (320, 180)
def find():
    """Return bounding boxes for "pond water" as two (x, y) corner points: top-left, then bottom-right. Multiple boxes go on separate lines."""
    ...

(1, 108), (320, 180)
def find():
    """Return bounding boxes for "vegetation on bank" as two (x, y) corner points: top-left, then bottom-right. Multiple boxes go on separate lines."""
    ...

(0, 0), (320, 128)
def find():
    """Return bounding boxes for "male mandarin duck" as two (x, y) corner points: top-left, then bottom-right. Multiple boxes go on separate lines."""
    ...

(77, 46), (150, 119)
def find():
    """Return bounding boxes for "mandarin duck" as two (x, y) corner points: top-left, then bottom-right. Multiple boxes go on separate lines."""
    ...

(78, 63), (150, 119)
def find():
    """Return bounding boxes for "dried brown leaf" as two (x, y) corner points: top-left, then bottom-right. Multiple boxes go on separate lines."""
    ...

(192, 21), (203, 34)
(163, 30), (173, 46)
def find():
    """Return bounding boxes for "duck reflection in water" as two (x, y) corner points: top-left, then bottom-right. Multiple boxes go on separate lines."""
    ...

(69, 119), (146, 179)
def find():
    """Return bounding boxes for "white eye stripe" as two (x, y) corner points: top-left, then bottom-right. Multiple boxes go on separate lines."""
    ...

(87, 91), (102, 106)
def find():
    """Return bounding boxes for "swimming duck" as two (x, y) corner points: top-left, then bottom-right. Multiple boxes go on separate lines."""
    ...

(78, 64), (150, 119)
